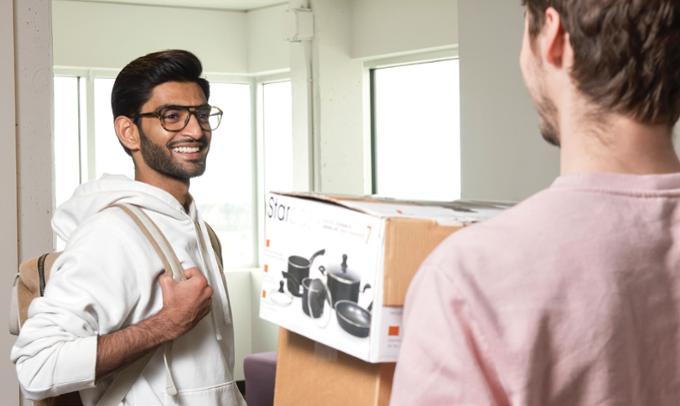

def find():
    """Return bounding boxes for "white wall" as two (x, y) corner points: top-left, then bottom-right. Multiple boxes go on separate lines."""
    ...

(296, 0), (458, 194)
(52, 0), (248, 73)
(458, 1), (559, 201)
(0, 0), (19, 402)
(7, 0), (55, 402)
(312, 0), (366, 193)
(247, 4), (289, 74)
(249, 271), (280, 353)
(16, 0), (56, 262)
(223, 271), (253, 380)
(351, 0), (457, 59)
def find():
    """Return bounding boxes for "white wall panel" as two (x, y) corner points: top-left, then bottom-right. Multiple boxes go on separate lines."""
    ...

(52, 0), (248, 73)
(247, 5), (289, 74)
(351, 0), (457, 59)
(458, 1), (559, 201)
(0, 0), (20, 401)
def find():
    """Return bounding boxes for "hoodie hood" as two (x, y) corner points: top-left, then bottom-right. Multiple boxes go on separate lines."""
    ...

(54, 174), (189, 241)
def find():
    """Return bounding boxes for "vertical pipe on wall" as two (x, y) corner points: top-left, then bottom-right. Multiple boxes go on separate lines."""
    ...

(289, 0), (315, 192)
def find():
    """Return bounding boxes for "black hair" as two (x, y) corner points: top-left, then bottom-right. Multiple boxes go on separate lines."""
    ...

(111, 50), (210, 155)
(111, 49), (210, 119)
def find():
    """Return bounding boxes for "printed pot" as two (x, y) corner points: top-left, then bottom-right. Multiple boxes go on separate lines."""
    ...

(282, 249), (325, 297)
(319, 254), (370, 307)
(301, 277), (328, 318)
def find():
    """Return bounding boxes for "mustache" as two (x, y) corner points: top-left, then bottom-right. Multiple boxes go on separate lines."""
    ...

(167, 138), (208, 149)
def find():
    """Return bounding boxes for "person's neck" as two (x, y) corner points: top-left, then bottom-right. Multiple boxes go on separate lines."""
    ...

(559, 105), (680, 176)
(134, 168), (192, 212)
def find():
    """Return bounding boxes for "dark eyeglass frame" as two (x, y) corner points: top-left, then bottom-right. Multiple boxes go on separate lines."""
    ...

(135, 104), (223, 132)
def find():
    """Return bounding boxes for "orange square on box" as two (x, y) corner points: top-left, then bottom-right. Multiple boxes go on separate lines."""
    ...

(266, 239), (270, 247)
(261, 290), (267, 298)
(264, 264), (269, 273)
(388, 325), (400, 336)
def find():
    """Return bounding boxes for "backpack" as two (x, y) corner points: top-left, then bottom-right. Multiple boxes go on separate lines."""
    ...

(9, 203), (224, 406)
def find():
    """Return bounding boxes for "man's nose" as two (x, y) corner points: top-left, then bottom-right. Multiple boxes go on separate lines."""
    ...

(183, 112), (205, 137)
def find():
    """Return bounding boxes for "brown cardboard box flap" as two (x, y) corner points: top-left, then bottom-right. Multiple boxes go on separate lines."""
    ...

(383, 217), (463, 306)
(273, 191), (508, 222)
(274, 329), (396, 406)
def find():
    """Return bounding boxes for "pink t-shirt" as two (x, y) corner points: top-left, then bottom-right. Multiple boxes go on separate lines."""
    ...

(391, 172), (680, 405)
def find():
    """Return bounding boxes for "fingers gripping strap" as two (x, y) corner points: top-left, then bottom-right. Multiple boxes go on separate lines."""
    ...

(112, 203), (185, 281)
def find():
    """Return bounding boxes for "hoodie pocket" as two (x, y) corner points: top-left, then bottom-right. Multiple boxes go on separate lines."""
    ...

(166, 381), (246, 406)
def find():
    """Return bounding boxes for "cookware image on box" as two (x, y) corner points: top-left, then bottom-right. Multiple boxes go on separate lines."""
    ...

(260, 191), (508, 362)
(268, 280), (293, 307)
(299, 254), (373, 338)
(335, 299), (373, 338)
(301, 277), (329, 318)
(282, 249), (325, 297)
(319, 254), (371, 309)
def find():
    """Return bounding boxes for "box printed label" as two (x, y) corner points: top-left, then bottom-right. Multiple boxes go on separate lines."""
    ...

(261, 194), (388, 361)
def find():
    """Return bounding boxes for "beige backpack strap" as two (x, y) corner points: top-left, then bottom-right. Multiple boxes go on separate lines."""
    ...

(95, 203), (185, 406)
(204, 222), (223, 271)
(111, 203), (186, 282)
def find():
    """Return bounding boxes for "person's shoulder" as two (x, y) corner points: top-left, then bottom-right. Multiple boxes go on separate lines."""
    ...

(53, 205), (161, 288)
(416, 187), (587, 290)
(431, 191), (547, 251)
(63, 206), (149, 253)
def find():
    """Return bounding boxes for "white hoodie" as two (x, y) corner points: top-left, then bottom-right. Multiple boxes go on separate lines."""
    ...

(11, 174), (246, 406)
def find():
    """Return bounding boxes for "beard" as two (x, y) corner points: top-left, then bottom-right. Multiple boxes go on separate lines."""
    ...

(536, 93), (560, 147)
(138, 128), (208, 181)
(521, 45), (561, 147)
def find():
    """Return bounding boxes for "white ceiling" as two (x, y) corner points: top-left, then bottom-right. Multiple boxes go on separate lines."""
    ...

(65, 0), (287, 11)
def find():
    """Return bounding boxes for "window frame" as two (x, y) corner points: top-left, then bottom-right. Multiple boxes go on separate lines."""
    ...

(253, 72), (293, 266)
(364, 47), (460, 199)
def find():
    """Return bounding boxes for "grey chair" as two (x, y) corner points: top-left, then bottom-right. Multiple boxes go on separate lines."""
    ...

(243, 351), (277, 406)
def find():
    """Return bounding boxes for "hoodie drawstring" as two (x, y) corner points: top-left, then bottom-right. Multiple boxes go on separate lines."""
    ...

(194, 220), (227, 342)
(164, 343), (178, 397)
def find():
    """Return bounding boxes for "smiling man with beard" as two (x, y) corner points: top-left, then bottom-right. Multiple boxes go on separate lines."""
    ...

(12, 50), (246, 406)
(391, 1), (680, 405)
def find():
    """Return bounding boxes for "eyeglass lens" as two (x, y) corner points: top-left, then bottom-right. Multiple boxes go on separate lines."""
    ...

(160, 106), (222, 131)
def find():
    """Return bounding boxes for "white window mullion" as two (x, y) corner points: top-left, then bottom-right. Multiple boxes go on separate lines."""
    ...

(85, 70), (96, 182)
(250, 78), (261, 266)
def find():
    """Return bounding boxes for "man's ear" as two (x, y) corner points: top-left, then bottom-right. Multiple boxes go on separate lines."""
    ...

(114, 116), (140, 152)
(540, 7), (568, 70)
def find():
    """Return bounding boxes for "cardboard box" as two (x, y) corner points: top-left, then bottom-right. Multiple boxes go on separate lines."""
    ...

(260, 192), (509, 362)
(274, 329), (396, 406)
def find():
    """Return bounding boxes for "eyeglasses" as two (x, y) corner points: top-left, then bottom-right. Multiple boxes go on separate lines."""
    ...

(135, 104), (223, 132)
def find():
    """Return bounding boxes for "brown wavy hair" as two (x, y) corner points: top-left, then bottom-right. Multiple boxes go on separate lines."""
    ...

(522, 0), (680, 127)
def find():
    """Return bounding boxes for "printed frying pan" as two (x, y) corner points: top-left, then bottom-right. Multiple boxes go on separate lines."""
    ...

(334, 299), (371, 338)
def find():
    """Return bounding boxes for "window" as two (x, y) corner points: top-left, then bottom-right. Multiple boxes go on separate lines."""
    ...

(192, 83), (255, 268)
(53, 76), (84, 209)
(53, 73), (259, 267)
(371, 58), (460, 201)
(93, 78), (132, 179)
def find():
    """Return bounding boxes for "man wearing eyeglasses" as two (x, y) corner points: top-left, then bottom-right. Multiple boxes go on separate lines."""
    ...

(12, 50), (246, 405)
